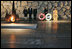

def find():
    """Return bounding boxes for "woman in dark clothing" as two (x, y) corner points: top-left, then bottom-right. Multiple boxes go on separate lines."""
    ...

(44, 7), (48, 15)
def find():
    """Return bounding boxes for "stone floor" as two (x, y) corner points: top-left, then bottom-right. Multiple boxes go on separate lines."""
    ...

(1, 21), (71, 48)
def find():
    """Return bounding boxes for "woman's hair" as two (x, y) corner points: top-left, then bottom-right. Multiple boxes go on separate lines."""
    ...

(54, 6), (57, 8)
(53, 6), (57, 10)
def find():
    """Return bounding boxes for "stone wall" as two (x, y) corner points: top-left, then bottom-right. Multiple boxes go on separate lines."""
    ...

(1, 1), (71, 20)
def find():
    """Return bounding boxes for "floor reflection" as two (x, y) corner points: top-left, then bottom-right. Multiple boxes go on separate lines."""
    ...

(41, 21), (46, 30)
(1, 21), (71, 48)
(52, 22), (58, 33)
(1, 29), (35, 35)
(46, 21), (52, 33)
(9, 34), (16, 48)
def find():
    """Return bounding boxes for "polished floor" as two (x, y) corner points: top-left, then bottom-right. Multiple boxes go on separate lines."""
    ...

(1, 21), (71, 48)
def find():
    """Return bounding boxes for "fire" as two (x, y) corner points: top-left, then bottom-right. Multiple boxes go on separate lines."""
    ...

(5, 14), (19, 22)
(10, 16), (15, 22)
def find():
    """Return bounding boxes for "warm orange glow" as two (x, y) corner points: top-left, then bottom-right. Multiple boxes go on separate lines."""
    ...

(10, 16), (15, 22)
(9, 34), (16, 48)
(52, 22), (58, 33)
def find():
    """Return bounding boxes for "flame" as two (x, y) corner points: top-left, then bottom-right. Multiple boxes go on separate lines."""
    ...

(10, 16), (15, 22)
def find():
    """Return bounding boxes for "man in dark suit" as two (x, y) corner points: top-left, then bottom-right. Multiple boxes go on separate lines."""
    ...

(28, 7), (32, 21)
(23, 7), (28, 17)
(33, 8), (37, 20)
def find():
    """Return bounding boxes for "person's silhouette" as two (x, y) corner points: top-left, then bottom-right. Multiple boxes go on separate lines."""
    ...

(23, 7), (28, 17)
(44, 7), (48, 15)
(33, 7), (37, 20)
(28, 7), (32, 21)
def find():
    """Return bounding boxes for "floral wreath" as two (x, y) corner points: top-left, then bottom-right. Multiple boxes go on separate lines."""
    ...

(39, 13), (46, 21)
(45, 13), (52, 21)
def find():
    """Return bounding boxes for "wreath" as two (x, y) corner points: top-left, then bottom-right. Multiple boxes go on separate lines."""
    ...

(45, 13), (52, 21)
(39, 13), (46, 21)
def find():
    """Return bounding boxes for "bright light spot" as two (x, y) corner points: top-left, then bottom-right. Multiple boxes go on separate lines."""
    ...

(10, 16), (15, 22)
